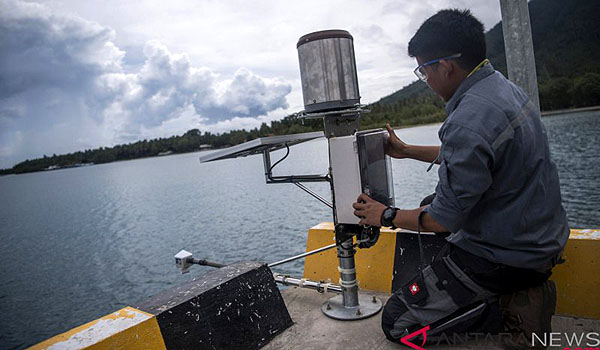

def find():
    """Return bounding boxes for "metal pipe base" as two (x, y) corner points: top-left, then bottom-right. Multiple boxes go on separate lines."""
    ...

(322, 294), (382, 320)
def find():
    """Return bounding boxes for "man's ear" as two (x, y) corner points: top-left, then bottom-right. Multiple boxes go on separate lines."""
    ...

(438, 59), (455, 78)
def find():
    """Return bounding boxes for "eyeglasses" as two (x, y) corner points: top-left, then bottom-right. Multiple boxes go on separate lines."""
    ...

(413, 53), (462, 81)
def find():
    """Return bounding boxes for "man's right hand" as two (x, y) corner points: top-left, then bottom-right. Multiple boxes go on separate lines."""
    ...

(385, 123), (410, 159)
(384, 123), (441, 164)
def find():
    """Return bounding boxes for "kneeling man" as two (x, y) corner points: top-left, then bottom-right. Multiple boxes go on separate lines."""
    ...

(352, 9), (569, 346)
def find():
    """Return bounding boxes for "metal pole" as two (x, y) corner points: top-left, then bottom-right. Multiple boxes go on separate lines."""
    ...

(337, 238), (359, 307)
(500, 0), (540, 112)
(268, 243), (337, 268)
(190, 258), (227, 268)
(273, 273), (342, 293)
(262, 149), (272, 183)
(187, 243), (337, 270)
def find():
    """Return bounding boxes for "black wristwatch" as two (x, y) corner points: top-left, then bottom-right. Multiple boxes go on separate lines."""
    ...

(381, 206), (398, 229)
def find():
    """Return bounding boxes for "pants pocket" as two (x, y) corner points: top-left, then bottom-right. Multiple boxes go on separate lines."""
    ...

(430, 258), (477, 308)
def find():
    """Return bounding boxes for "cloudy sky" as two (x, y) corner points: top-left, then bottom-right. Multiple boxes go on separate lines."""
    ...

(0, 0), (502, 168)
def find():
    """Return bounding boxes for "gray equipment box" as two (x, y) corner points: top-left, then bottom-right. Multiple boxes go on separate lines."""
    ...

(329, 129), (394, 225)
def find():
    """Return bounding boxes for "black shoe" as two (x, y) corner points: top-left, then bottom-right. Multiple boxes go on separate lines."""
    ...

(499, 280), (557, 350)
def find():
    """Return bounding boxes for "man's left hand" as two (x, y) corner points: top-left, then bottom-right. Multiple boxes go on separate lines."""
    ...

(352, 193), (386, 227)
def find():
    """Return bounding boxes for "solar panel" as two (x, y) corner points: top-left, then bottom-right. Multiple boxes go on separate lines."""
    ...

(198, 131), (324, 163)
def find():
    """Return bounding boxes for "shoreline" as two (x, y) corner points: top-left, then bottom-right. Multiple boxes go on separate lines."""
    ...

(3, 106), (598, 176)
(541, 105), (600, 117)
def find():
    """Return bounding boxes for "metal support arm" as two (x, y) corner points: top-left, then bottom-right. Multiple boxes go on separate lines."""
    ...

(293, 182), (333, 209)
(269, 243), (337, 268)
(262, 149), (329, 184)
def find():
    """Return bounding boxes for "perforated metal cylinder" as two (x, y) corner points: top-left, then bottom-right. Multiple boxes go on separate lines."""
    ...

(297, 30), (360, 113)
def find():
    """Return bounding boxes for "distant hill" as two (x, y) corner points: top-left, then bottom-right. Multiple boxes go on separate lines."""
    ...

(377, 80), (431, 105)
(376, 0), (600, 109)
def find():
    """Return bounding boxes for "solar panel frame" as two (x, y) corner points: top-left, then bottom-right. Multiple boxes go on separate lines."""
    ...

(198, 131), (324, 163)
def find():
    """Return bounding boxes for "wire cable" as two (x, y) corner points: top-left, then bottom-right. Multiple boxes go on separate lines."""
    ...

(266, 143), (291, 183)
(268, 142), (290, 173)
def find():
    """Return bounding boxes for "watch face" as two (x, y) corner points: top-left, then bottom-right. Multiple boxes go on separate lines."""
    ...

(383, 207), (395, 226)
(383, 208), (391, 221)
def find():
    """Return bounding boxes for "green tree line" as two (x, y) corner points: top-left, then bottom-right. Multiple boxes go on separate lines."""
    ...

(0, 100), (445, 175)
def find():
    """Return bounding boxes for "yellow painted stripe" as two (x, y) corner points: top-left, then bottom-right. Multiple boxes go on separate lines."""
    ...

(304, 223), (600, 319)
(567, 228), (600, 240)
(551, 229), (600, 319)
(303, 222), (397, 293)
(28, 307), (166, 350)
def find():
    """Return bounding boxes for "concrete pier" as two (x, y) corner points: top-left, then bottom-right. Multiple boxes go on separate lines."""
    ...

(265, 287), (600, 350)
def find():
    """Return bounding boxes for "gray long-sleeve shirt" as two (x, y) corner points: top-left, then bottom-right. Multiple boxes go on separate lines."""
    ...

(424, 63), (569, 269)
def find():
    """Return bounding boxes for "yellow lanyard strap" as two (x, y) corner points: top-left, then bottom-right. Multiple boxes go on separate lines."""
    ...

(466, 58), (490, 78)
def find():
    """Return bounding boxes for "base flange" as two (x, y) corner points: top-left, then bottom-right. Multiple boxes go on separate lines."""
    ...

(321, 293), (383, 320)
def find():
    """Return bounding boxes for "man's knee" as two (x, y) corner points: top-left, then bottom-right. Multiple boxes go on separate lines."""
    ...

(381, 294), (415, 342)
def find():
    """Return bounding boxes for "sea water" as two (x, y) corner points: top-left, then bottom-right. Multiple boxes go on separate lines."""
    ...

(0, 111), (598, 349)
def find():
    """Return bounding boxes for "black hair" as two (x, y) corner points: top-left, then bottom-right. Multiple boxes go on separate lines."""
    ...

(408, 9), (486, 71)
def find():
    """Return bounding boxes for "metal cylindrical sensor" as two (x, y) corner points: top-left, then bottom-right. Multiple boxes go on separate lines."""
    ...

(297, 30), (360, 113)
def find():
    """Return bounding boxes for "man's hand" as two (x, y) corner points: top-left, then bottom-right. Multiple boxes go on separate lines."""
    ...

(385, 123), (441, 163)
(352, 193), (386, 227)
(385, 123), (410, 159)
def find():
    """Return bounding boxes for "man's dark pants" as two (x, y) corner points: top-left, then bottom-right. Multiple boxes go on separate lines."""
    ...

(381, 194), (554, 343)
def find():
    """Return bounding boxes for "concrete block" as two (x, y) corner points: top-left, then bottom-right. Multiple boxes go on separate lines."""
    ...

(138, 261), (292, 350)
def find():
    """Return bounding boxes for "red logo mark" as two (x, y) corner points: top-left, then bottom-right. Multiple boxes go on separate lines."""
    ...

(409, 283), (420, 295)
(400, 325), (430, 350)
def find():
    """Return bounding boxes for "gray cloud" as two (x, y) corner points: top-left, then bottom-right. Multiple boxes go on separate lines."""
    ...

(96, 41), (291, 132)
(0, 0), (123, 115)
(352, 24), (386, 40)
(200, 68), (291, 119)
(0, 0), (291, 168)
